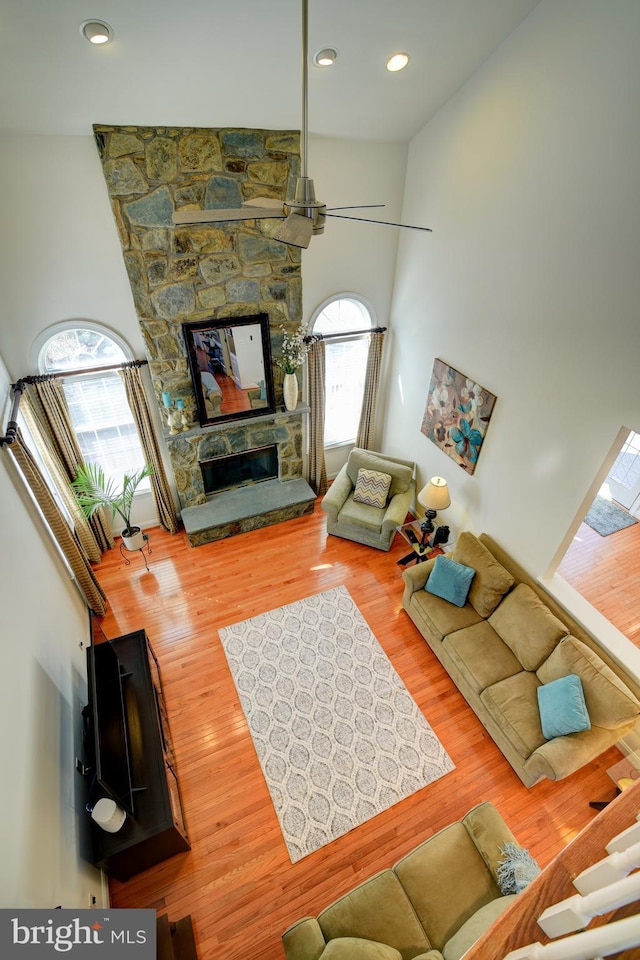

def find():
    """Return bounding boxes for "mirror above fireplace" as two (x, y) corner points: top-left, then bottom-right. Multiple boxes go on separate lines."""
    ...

(183, 314), (276, 427)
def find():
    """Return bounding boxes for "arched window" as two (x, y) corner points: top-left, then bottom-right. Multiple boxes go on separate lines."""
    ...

(311, 295), (374, 447)
(36, 323), (148, 487)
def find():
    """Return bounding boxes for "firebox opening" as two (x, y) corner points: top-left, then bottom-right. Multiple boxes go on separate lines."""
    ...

(201, 444), (278, 497)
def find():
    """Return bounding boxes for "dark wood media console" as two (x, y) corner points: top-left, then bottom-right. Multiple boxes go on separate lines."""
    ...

(85, 629), (190, 882)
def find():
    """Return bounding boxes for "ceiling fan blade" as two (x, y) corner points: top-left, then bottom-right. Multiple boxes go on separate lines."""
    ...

(243, 197), (286, 210)
(325, 204), (386, 211)
(273, 213), (314, 249)
(326, 213), (433, 233)
(172, 206), (287, 225)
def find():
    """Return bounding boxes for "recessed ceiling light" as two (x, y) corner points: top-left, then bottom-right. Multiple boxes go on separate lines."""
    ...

(386, 52), (409, 72)
(314, 48), (338, 67)
(80, 20), (113, 45)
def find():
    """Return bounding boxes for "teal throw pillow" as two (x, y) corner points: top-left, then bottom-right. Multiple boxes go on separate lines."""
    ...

(425, 555), (475, 607)
(537, 674), (591, 739)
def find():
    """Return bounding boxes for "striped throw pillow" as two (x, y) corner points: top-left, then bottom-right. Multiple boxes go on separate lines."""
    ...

(353, 468), (392, 508)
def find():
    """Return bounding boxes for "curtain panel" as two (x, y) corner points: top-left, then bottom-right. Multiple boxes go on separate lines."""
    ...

(307, 339), (328, 496)
(10, 434), (108, 616)
(356, 330), (386, 451)
(119, 364), (180, 534)
(27, 378), (114, 552)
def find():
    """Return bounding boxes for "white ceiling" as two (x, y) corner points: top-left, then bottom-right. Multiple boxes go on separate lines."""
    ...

(0, 0), (541, 142)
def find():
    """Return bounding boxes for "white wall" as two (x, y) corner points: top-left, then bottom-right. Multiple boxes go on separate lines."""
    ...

(382, 0), (640, 578)
(303, 136), (407, 475)
(0, 358), (105, 908)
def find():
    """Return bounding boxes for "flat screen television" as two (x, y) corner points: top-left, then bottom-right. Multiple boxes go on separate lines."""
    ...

(86, 640), (136, 815)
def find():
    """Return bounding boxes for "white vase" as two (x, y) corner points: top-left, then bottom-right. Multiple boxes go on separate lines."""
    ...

(283, 372), (299, 411)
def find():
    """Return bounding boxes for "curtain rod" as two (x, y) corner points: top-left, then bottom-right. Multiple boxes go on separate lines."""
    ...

(14, 358), (148, 383)
(304, 325), (386, 343)
(0, 360), (148, 448)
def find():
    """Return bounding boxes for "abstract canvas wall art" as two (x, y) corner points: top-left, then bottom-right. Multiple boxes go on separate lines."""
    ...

(421, 359), (497, 474)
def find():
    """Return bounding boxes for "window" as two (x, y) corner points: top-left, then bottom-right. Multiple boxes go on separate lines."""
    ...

(311, 295), (374, 447)
(37, 324), (148, 488)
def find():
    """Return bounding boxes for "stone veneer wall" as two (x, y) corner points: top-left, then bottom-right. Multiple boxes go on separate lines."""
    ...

(93, 124), (303, 510)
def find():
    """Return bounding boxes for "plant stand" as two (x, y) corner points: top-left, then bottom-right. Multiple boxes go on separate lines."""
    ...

(119, 532), (152, 571)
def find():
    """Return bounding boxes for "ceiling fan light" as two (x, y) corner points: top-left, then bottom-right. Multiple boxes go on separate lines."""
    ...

(80, 20), (113, 44)
(314, 48), (337, 67)
(387, 52), (409, 72)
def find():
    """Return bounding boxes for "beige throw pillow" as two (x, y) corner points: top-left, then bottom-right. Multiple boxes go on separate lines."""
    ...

(488, 583), (568, 671)
(537, 636), (640, 730)
(352, 468), (392, 509)
(452, 532), (515, 618)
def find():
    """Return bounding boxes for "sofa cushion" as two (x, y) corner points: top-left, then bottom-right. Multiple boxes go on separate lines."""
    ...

(481, 672), (545, 760)
(488, 583), (569, 671)
(321, 938), (402, 960)
(338, 494), (387, 531)
(318, 870), (432, 959)
(537, 674), (591, 739)
(409, 589), (484, 642)
(443, 622), (523, 695)
(537, 636), (640, 730)
(353, 468), (392, 508)
(442, 896), (517, 960)
(452, 532), (515, 618)
(393, 823), (500, 951)
(426, 556), (476, 607)
(346, 450), (413, 497)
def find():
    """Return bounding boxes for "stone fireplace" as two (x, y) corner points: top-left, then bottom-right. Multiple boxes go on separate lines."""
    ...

(93, 123), (315, 544)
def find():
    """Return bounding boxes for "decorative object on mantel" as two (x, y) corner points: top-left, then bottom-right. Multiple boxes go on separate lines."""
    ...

(276, 322), (315, 411)
(72, 462), (154, 553)
(218, 585), (454, 862)
(421, 358), (497, 474)
(161, 392), (190, 434)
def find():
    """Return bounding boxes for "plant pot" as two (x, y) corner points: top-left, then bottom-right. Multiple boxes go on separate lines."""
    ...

(122, 527), (144, 551)
(283, 372), (299, 411)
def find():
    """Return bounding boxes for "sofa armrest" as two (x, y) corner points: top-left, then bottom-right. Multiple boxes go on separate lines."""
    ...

(462, 801), (519, 886)
(282, 917), (327, 960)
(382, 482), (416, 533)
(524, 723), (635, 783)
(321, 465), (353, 520)
(402, 557), (437, 595)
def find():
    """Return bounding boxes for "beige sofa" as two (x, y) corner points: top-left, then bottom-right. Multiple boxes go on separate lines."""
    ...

(282, 802), (521, 960)
(321, 448), (416, 551)
(402, 532), (640, 787)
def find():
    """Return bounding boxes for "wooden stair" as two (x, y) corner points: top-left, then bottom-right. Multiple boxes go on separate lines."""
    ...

(157, 914), (197, 960)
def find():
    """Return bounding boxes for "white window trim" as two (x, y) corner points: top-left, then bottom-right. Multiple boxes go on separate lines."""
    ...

(32, 319), (133, 372)
(311, 293), (376, 449)
(310, 292), (377, 331)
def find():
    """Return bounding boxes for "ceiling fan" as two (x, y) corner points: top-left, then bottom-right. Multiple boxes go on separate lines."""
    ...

(172, 0), (432, 249)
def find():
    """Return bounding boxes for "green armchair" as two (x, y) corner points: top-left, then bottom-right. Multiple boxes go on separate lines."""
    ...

(321, 448), (416, 551)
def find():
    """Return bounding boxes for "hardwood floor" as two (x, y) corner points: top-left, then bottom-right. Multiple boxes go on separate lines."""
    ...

(94, 504), (626, 960)
(557, 517), (640, 646)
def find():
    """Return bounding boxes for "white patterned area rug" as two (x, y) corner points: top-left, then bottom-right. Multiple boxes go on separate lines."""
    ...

(218, 585), (454, 863)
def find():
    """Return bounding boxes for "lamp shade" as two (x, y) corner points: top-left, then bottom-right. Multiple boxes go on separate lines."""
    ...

(418, 477), (451, 511)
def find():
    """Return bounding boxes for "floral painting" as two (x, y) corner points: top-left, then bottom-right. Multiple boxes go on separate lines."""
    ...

(421, 359), (497, 474)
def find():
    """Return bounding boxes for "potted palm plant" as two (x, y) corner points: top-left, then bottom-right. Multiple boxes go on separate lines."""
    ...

(72, 462), (154, 551)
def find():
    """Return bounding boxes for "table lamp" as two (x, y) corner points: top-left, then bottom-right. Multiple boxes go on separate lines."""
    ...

(417, 477), (451, 546)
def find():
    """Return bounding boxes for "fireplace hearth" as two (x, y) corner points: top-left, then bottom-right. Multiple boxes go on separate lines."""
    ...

(201, 444), (278, 496)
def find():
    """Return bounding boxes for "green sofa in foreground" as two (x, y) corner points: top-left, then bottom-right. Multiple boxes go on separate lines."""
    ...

(402, 532), (640, 787)
(282, 802), (520, 960)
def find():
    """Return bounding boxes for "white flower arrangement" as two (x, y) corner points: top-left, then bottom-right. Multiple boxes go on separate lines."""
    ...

(276, 323), (315, 375)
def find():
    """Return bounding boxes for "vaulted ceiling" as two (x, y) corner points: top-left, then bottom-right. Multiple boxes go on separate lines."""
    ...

(0, 0), (541, 142)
